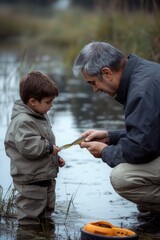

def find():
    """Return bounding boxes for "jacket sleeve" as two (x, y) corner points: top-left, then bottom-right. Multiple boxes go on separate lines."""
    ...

(108, 129), (126, 145)
(102, 82), (160, 167)
(100, 129), (127, 168)
(102, 144), (127, 167)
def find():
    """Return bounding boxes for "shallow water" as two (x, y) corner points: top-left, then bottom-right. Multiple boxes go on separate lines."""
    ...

(0, 52), (138, 239)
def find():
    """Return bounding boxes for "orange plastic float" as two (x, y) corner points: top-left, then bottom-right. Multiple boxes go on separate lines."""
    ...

(81, 220), (138, 240)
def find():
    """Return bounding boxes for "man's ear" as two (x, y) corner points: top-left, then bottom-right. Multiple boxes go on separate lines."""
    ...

(101, 67), (113, 79)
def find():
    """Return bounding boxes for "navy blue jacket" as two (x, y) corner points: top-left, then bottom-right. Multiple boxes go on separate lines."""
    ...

(102, 54), (160, 167)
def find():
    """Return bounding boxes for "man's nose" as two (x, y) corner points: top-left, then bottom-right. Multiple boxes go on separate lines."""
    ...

(92, 86), (99, 92)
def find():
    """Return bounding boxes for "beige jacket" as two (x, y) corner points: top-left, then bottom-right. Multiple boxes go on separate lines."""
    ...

(4, 100), (59, 184)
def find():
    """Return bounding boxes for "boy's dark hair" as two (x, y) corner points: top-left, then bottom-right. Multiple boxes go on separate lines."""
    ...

(20, 71), (58, 104)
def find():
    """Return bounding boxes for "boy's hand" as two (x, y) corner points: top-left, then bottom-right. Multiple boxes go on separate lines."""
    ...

(58, 157), (65, 167)
(53, 145), (59, 155)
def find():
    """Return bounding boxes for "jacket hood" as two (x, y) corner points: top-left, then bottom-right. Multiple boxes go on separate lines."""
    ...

(11, 100), (45, 120)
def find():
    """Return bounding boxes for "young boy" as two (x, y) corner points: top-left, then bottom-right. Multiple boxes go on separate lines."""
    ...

(4, 71), (65, 227)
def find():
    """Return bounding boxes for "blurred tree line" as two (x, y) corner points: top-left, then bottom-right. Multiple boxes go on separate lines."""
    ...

(0, 0), (159, 10)
(71, 0), (160, 11)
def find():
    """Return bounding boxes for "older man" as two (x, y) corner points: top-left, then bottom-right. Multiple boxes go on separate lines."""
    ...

(72, 41), (160, 233)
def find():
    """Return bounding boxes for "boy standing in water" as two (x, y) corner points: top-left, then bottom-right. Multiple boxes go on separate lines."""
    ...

(4, 71), (65, 227)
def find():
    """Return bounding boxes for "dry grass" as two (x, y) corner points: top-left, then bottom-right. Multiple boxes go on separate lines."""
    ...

(0, 5), (159, 63)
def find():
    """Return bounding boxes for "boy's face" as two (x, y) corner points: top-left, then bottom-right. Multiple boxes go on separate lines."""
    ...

(28, 96), (54, 115)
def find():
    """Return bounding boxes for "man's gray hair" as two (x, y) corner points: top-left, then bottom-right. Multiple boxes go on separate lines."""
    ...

(72, 41), (125, 77)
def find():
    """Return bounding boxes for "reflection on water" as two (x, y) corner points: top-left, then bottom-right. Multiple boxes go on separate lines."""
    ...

(0, 51), (137, 239)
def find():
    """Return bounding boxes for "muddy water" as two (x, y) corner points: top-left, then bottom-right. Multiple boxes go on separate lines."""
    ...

(0, 52), (137, 239)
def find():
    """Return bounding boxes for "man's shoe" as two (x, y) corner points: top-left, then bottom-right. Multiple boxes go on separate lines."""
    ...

(136, 215), (160, 233)
(137, 212), (154, 221)
(136, 205), (148, 213)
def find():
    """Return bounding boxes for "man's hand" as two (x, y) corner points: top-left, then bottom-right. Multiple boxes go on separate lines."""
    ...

(81, 129), (109, 144)
(80, 141), (107, 158)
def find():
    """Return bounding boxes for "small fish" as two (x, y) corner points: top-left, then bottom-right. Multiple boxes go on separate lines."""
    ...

(59, 136), (86, 151)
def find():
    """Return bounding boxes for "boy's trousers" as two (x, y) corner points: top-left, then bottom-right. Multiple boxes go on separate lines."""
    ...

(13, 179), (56, 225)
(110, 156), (160, 215)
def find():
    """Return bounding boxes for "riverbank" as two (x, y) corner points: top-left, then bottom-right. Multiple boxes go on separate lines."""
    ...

(0, 4), (159, 66)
